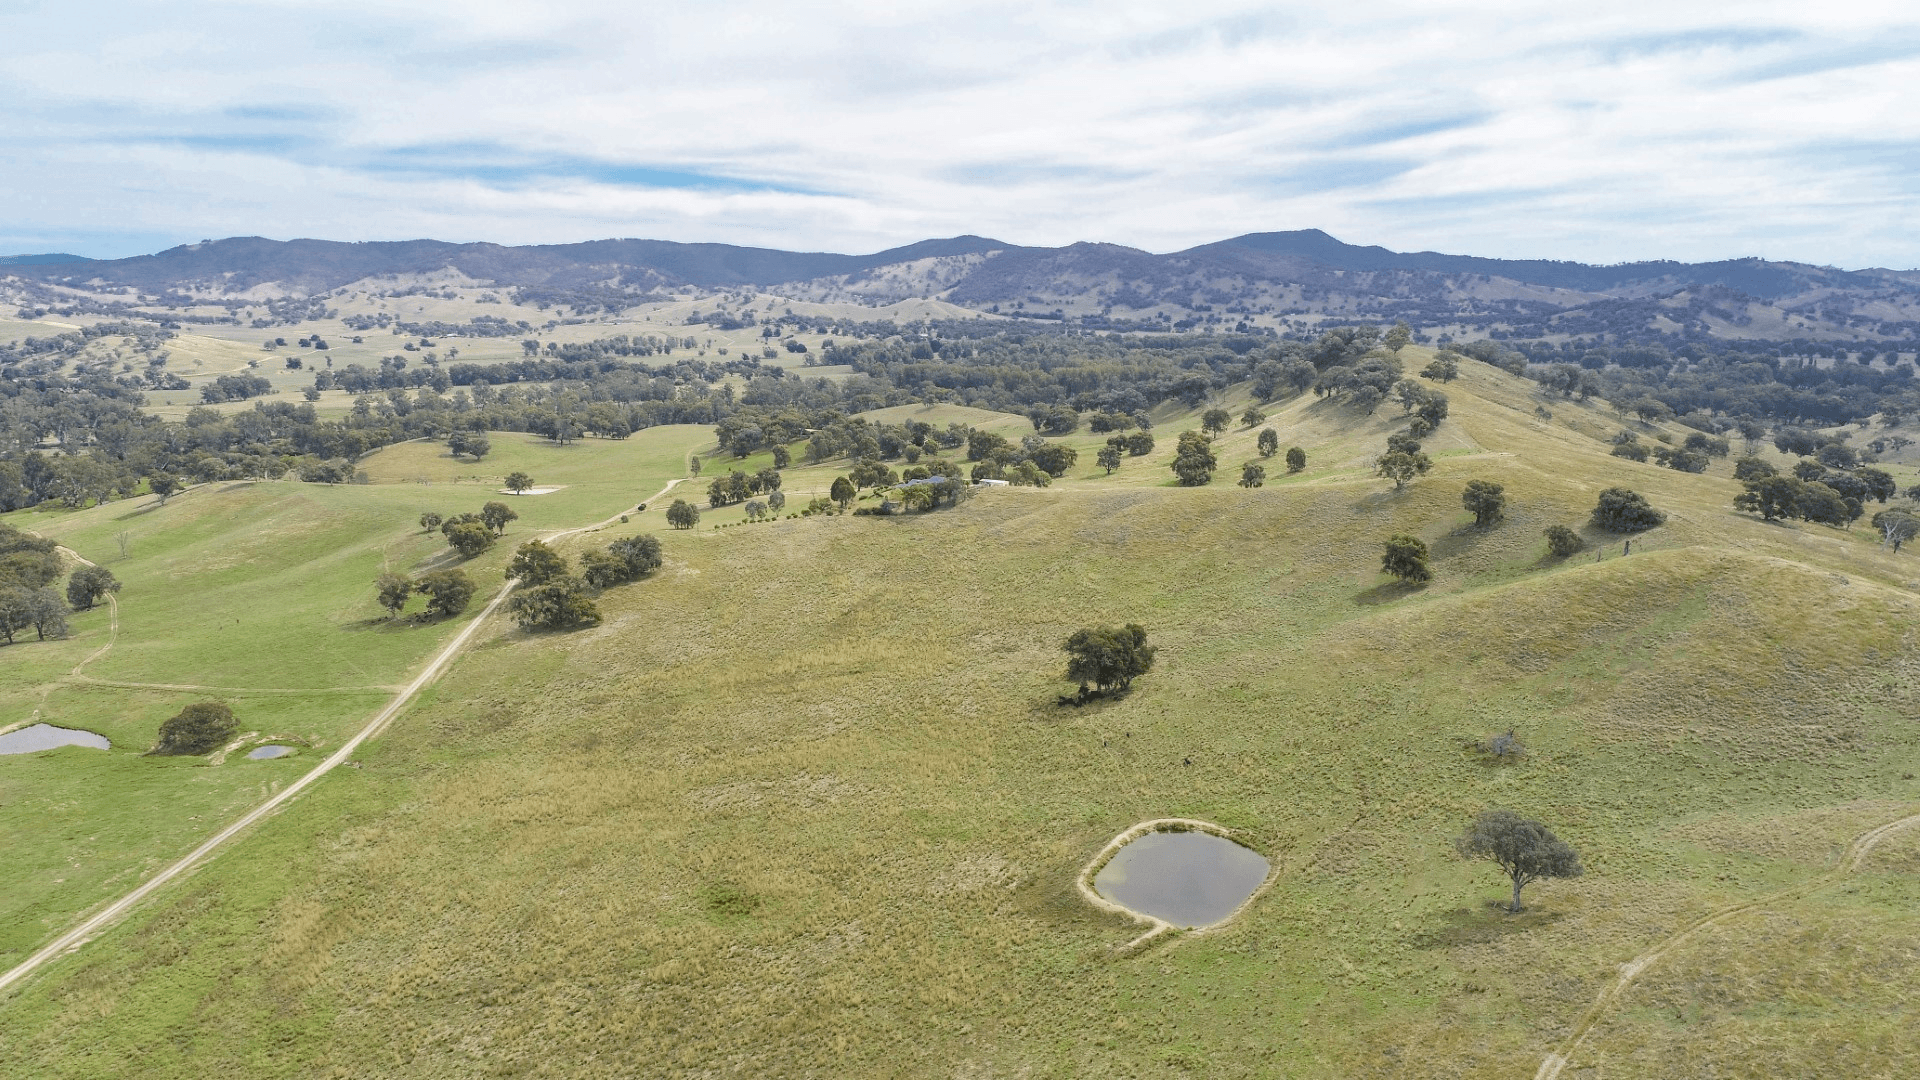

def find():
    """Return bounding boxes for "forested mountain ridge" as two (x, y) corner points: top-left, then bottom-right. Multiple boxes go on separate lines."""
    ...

(10, 231), (1919, 347)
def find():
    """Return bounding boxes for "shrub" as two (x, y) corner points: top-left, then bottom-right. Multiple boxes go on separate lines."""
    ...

(1482, 729), (1525, 760)
(1461, 480), (1505, 526)
(1382, 534), (1431, 582)
(1544, 525), (1584, 557)
(415, 569), (475, 618)
(154, 701), (237, 756)
(1590, 487), (1665, 533)
(508, 576), (601, 631)
(65, 564), (121, 611)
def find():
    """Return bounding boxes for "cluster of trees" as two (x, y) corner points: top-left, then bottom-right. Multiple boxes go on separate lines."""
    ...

(1373, 381), (1451, 492)
(198, 373), (274, 404)
(0, 523), (119, 643)
(374, 568), (477, 620)
(1726, 443), (1898, 529)
(715, 408), (966, 464)
(422, 500), (520, 559)
(1378, 482), (1654, 583)
(708, 467), (782, 508)
(502, 534), (662, 631)
(1515, 339), (1918, 427)
(1610, 429), (1730, 473)
(0, 585), (70, 643)
(967, 431), (1076, 485)
(1095, 430), (1156, 475)
(447, 429), (491, 460)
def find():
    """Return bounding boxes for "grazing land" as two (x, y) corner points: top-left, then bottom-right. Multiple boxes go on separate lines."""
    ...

(6, 355), (1920, 1077)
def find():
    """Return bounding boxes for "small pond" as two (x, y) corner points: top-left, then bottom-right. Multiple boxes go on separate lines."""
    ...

(247, 745), (296, 760)
(0, 724), (111, 755)
(1093, 829), (1269, 928)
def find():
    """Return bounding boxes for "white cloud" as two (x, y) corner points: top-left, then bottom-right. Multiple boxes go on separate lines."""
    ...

(1, 0), (1917, 266)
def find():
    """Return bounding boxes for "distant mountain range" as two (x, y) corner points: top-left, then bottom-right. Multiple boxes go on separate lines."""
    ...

(8, 231), (1920, 344)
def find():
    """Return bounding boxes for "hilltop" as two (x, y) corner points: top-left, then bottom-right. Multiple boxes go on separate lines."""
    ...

(8, 230), (1920, 347)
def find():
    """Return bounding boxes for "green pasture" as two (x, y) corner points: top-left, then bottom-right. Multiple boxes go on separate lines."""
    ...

(6, 360), (1920, 1075)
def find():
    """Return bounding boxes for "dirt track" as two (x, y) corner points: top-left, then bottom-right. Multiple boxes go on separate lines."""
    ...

(0, 478), (684, 997)
(1534, 804), (1920, 1078)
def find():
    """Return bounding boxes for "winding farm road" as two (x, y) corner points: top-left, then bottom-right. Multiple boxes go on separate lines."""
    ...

(0, 478), (684, 997)
(1534, 804), (1920, 1079)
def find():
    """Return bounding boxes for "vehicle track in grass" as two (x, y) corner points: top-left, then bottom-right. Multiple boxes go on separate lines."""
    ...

(1534, 804), (1920, 1079)
(0, 478), (684, 998)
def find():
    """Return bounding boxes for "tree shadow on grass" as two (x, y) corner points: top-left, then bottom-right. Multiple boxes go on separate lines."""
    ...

(109, 500), (168, 521)
(1352, 580), (1427, 606)
(1029, 685), (1136, 723)
(1409, 903), (1566, 949)
(1428, 521), (1500, 562)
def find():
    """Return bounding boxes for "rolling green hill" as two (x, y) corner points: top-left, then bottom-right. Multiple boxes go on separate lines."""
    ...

(4, 355), (1920, 1076)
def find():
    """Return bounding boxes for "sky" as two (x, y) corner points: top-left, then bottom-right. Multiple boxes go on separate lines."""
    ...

(3, 1), (1918, 267)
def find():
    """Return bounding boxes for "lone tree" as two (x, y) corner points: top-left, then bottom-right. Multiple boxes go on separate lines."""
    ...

(1382, 534), (1431, 583)
(1591, 487), (1666, 533)
(1456, 809), (1584, 913)
(1063, 623), (1156, 695)
(688, 455), (702, 477)
(1873, 507), (1920, 552)
(1375, 450), (1432, 491)
(419, 511), (443, 533)
(375, 572), (413, 617)
(507, 540), (568, 585)
(1462, 480), (1506, 526)
(1544, 525), (1584, 557)
(481, 501), (519, 534)
(1285, 446), (1307, 473)
(1241, 406), (1267, 428)
(1239, 461), (1266, 488)
(415, 569), (475, 618)
(1256, 428), (1280, 458)
(153, 701), (238, 756)
(1201, 408), (1232, 437)
(148, 473), (181, 504)
(1420, 354), (1459, 382)
(831, 475), (857, 508)
(65, 564), (121, 611)
(1096, 446), (1123, 475)
(666, 499), (700, 529)
(504, 471), (534, 494)
(1170, 430), (1218, 486)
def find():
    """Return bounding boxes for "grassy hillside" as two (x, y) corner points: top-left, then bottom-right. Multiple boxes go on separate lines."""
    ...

(5, 358), (1920, 1076)
(0, 427), (697, 965)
